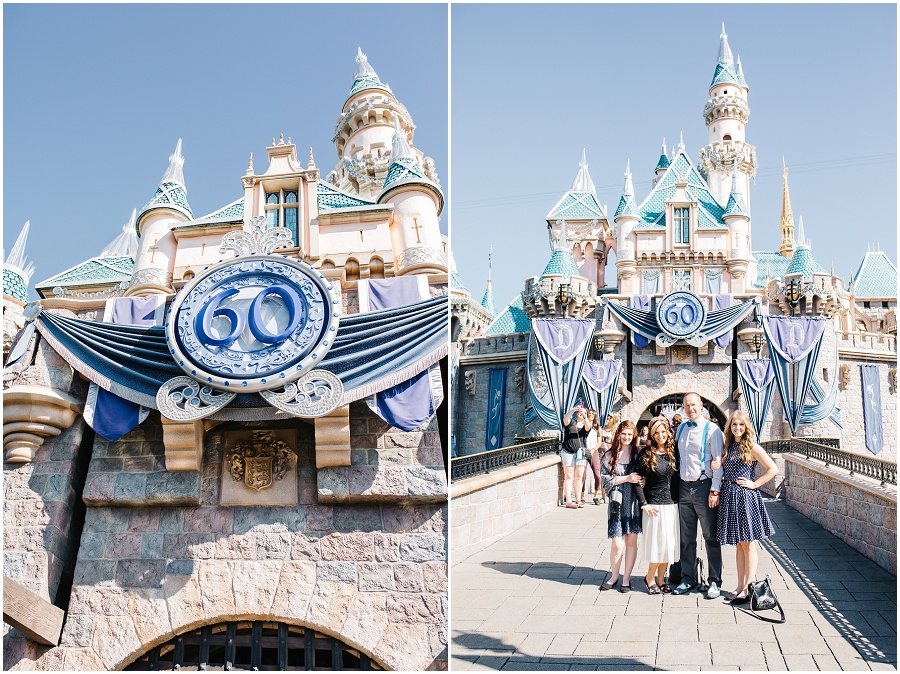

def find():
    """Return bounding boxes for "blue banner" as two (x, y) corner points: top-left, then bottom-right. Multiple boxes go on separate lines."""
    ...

(736, 359), (775, 441)
(763, 316), (826, 434)
(531, 318), (593, 431)
(861, 365), (883, 455)
(631, 295), (651, 348)
(714, 295), (733, 348)
(486, 368), (507, 451)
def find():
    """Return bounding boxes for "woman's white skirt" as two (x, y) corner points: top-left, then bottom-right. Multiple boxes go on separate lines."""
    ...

(639, 503), (680, 564)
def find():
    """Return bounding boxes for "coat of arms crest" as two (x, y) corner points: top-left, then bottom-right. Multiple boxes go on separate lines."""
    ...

(226, 431), (295, 491)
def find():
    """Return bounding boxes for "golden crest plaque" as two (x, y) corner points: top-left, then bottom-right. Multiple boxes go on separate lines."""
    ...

(226, 431), (295, 492)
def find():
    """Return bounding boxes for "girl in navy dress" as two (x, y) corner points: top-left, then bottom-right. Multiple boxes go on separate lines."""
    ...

(600, 420), (643, 593)
(714, 410), (778, 604)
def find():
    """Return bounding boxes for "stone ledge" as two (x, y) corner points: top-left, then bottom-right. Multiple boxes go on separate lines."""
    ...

(782, 454), (896, 504)
(3, 385), (84, 463)
(450, 453), (561, 499)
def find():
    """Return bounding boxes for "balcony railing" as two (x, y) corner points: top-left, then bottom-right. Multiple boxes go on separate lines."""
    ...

(451, 438), (559, 482)
(761, 438), (896, 487)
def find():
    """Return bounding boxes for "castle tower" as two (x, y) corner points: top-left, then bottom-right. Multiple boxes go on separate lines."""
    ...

(653, 139), (670, 184)
(779, 160), (796, 258)
(723, 168), (752, 291)
(698, 24), (757, 211)
(613, 160), (640, 295)
(379, 118), (446, 275)
(522, 223), (596, 318)
(332, 49), (426, 201)
(3, 221), (35, 303)
(132, 139), (193, 296)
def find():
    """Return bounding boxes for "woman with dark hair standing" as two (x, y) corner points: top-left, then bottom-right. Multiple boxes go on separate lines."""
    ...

(560, 406), (589, 508)
(637, 425), (650, 451)
(635, 416), (680, 595)
(600, 419), (642, 592)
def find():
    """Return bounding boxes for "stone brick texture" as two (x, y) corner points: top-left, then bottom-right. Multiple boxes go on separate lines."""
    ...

(451, 460), (560, 564)
(5, 412), (448, 671)
(781, 455), (896, 574)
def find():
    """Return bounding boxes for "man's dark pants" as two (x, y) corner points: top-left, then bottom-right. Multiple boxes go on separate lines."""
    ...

(678, 477), (723, 585)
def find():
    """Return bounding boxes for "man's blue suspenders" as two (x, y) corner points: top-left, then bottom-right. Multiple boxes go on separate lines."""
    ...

(678, 420), (710, 478)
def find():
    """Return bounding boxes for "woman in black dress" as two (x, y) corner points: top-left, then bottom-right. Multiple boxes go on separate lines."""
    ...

(600, 420), (642, 593)
(560, 406), (589, 508)
(714, 410), (778, 604)
(635, 416), (680, 595)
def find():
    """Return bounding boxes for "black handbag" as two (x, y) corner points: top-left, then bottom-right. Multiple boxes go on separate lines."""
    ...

(741, 574), (786, 623)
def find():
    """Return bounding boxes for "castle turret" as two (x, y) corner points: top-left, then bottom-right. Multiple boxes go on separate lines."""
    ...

(3, 221), (34, 303)
(654, 139), (670, 178)
(132, 140), (192, 295)
(723, 168), (752, 291)
(332, 49), (435, 201)
(613, 160), (641, 295)
(698, 24), (757, 211)
(779, 160), (796, 258)
(379, 118), (446, 275)
(481, 248), (497, 316)
(522, 222), (596, 319)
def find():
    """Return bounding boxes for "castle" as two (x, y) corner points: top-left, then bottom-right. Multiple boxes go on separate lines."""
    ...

(452, 26), (897, 461)
(3, 51), (448, 670)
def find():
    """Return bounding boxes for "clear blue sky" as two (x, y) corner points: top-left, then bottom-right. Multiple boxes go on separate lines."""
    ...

(4, 4), (447, 296)
(451, 4), (897, 309)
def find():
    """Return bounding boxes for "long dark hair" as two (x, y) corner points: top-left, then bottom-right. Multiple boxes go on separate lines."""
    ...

(606, 419), (637, 468)
(641, 416), (676, 472)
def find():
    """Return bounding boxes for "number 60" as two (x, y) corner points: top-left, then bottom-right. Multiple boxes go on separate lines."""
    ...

(195, 284), (303, 347)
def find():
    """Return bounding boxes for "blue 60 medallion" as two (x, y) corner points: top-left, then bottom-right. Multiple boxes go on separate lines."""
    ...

(656, 291), (706, 339)
(165, 255), (340, 392)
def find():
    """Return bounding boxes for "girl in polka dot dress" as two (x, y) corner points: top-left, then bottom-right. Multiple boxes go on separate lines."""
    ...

(713, 410), (778, 604)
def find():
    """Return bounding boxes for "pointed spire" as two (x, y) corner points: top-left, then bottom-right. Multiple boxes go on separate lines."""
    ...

(624, 159), (634, 196)
(391, 116), (414, 160)
(796, 216), (810, 250)
(615, 160), (639, 220)
(655, 138), (671, 174)
(161, 138), (185, 185)
(736, 54), (747, 86)
(307, 147), (316, 169)
(779, 160), (795, 257)
(246, 153), (254, 175)
(571, 148), (596, 193)
(100, 210), (140, 258)
(481, 246), (496, 316)
(724, 165), (749, 217)
(718, 23), (734, 65)
(355, 47), (378, 79)
(5, 221), (35, 281)
(678, 131), (685, 153)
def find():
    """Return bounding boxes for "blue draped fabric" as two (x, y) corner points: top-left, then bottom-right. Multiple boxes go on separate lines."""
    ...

(861, 365), (883, 455)
(736, 359), (775, 441)
(526, 332), (564, 428)
(485, 368), (507, 451)
(798, 348), (841, 428)
(32, 295), (448, 409)
(763, 316), (826, 434)
(604, 296), (757, 345)
(713, 295), (733, 348)
(631, 295), (651, 348)
(582, 360), (621, 429)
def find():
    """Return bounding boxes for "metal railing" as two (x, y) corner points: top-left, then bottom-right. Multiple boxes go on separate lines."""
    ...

(761, 438), (896, 487)
(451, 438), (559, 482)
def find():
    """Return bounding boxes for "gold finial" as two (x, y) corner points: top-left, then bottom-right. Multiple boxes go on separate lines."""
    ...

(779, 159), (795, 258)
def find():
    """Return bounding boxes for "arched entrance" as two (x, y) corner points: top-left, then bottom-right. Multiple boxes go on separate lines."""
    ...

(638, 394), (728, 431)
(125, 621), (386, 671)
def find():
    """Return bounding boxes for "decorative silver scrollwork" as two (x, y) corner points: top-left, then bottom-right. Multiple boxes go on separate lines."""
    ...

(685, 333), (711, 348)
(259, 369), (344, 417)
(654, 333), (678, 349)
(219, 216), (293, 256)
(156, 376), (236, 421)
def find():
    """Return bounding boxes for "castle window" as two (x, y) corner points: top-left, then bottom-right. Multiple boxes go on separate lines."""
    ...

(673, 269), (692, 292)
(265, 192), (280, 229)
(723, 134), (732, 141)
(674, 207), (690, 244)
(284, 191), (298, 244)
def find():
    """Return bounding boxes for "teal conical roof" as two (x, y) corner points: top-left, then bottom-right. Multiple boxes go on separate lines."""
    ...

(481, 286), (496, 316)
(785, 247), (825, 279)
(614, 160), (638, 219)
(710, 24), (741, 88)
(655, 139), (670, 173)
(138, 139), (193, 222)
(3, 221), (34, 302)
(723, 171), (749, 217)
(542, 249), (581, 279)
(348, 48), (391, 97)
(852, 250), (897, 298)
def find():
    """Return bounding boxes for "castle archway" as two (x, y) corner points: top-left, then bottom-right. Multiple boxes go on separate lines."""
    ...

(125, 620), (387, 671)
(637, 393), (727, 431)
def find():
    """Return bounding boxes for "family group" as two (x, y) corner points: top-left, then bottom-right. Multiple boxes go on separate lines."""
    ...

(560, 392), (778, 602)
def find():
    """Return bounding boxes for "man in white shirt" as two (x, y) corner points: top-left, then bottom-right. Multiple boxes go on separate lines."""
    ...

(672, 392), (725, 599)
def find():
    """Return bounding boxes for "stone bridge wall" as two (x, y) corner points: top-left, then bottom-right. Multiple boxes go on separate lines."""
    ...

(780, 454), (896, 574)
(450, 454), (560, 565)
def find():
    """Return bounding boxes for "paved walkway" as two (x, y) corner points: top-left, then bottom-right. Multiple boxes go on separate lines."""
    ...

(451, 498), (896, 671)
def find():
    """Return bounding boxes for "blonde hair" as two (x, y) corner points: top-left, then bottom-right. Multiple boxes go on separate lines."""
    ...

(724, 410), (755, 464)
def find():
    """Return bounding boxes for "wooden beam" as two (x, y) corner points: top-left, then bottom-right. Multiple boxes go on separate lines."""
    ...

(3, 576), (64, 646)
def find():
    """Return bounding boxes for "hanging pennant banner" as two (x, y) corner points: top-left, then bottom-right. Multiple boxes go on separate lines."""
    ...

(582, 359), (621, 430)
(526, 332), (557, 427)
(531, 318), (593, 429)
(485, 367), (507, 451)
(631, 295), (651, 348)
(736, 359), (775, 440)
(532, 318), (593, 365)
(763, 316), (827, 434)
(714, 295), (733, 348)
(861, 365), (883, 455)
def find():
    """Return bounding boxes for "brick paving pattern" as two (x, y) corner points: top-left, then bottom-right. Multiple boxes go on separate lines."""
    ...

(451, 498), (896, 671)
